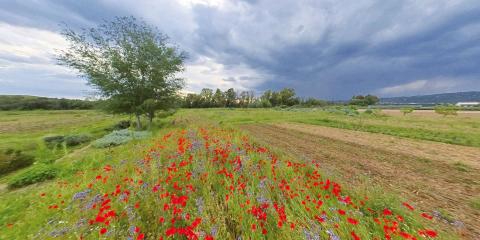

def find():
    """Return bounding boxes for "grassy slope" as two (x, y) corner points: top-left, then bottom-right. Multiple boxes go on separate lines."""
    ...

(0, 110), (122, 168)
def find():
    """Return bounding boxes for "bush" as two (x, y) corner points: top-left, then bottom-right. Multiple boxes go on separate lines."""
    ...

(43, 135), (65, 148)
(156, 110), (176, 119)
(105, 120), (131, 131)
(44, 133), (93, 148)
(434, 105), (458, 116)
(92, 129), (151, 148)
(64, 134), (92, 146)
(400, 107), (414, 116)
(0, 149), (35, 175)
(8, 164), (57, 189)
(364, 108), (383, 116)
(113, 120), (131, 130)
(324, 106), (359, 116)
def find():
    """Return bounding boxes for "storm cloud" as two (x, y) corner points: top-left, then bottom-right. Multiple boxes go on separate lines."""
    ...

(1, 0), (479, 99)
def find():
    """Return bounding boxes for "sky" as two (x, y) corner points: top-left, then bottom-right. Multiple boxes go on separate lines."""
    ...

(0, 0), (479, 100)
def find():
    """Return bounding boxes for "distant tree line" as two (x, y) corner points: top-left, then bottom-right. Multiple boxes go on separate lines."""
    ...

(182, 88), (329, 108)
(0, 95), (96, 110)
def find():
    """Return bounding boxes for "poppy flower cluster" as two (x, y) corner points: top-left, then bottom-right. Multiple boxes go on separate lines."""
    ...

(36, 128), (439, 239)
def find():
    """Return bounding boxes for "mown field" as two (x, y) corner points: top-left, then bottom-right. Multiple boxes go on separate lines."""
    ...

(1, 108), (479, 239)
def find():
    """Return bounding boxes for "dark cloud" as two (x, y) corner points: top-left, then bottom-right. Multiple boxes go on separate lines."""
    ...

(1, 0), (480, 99)
(187, 0), (480, 98)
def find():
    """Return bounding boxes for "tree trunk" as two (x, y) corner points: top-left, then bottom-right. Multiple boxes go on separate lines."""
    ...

(136, 114), (142, 130)
(148, 112), (154, 130)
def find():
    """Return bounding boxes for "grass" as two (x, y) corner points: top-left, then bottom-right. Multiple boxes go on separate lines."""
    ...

(174, 108), (480, 147)
(0, 110), (125, 179)
(471, 197), (480, 211)
(453, 162), (471, 172)
(1, 108), (475, 239)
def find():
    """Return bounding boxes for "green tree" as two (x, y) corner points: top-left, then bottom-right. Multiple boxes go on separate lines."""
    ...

(199, 88), (214, 107)
(58, 16), (186, 129)
(184, 93), (201, 108)
(212, 88), (226, 107)
(270, 91), (281, 106)
(260, 90), (273, 105)
(302, 98), (327, 107)
(350, 95), (379, 106)
(225, 88), (237, 107)
(279, 88), (299, 106)
(238, 91), (254, 107)
(365, 94), (380, 105)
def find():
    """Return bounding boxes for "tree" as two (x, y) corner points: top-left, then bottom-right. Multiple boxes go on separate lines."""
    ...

(238, 91), (254, 107)
(58, 16), (186, 129)
(364, 95), (379, 105)
(225, 88), (236, 107)
(212, 88), (225, 107)
(199, 88), (214, 107)
(260, 90), (273, 105)
(302, 98), (327, 107)
(270, 91), (281, 106)
(350, 94), (379, 106)
(184, 93), (201, 108)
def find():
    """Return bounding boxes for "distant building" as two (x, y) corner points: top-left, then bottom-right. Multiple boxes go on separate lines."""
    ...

(455, 102), (480, 107)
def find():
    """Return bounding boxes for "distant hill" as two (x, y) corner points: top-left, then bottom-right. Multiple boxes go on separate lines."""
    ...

(0, 95), (97, 110)
(380, 91), (480, 104)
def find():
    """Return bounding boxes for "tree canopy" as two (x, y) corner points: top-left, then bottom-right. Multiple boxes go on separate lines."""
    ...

(349, 95), (379, 106)
(58, 16), (186, 128)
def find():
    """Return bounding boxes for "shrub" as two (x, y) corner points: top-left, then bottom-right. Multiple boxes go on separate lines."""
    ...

(105, 120), (131, 131)
(43, 135), (65, 148)
(156, 110), (176, 119)
(64, 134), (92, 146)
(8, 164), (57, 189)
(324, 106), (359, 116)
(92, 129), (151, 148)
(0, 149), (35, 175)
(364, 108), (384, 116)
(44, 133), (93, 148)
(113, 120), (131, 130)
(400, 107), (414, 116)
(434, 105), (458, 116)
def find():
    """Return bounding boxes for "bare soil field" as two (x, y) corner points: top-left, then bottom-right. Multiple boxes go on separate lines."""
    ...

(242, 124), (480, 239)
(274, 122), (480, 169)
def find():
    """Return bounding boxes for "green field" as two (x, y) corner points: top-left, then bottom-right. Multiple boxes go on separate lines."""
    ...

(178, 108), (480, 147)
(1, 109), (478, 239)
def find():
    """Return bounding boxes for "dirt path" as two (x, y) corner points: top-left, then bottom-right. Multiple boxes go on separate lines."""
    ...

(274, 122), (480, 169)
(242, 124), (480, 239)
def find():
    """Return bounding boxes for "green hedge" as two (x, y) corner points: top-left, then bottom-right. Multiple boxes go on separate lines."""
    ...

(8, 164), (58, 189)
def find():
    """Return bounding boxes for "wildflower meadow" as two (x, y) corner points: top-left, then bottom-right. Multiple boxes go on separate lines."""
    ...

(25, 127), (441, 239)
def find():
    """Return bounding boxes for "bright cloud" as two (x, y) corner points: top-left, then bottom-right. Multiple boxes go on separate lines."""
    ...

(182, 56), (270, 93)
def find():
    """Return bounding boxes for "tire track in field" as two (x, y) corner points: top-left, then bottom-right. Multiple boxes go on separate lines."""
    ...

(242, 124), (480, 239)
